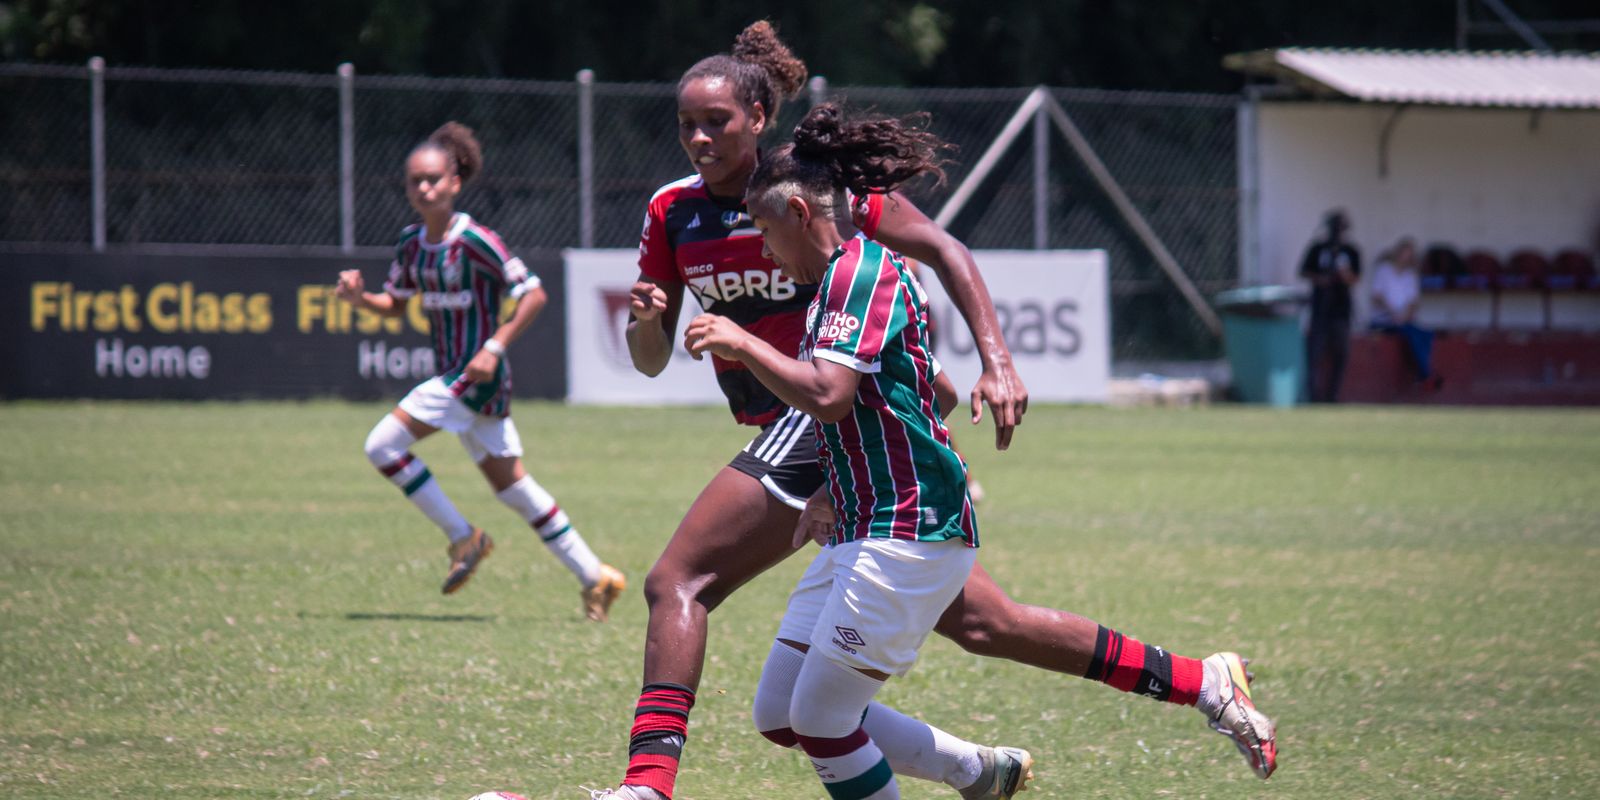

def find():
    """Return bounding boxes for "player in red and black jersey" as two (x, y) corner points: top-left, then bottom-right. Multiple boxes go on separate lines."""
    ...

(591, 22), (1275, 800)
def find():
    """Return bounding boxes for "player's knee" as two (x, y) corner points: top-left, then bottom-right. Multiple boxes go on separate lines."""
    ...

(643, 561), (725, 613)
(938, 608), (1013, 656)
(752, 641), (804, 748)
(364, 415), (413, 468)
(752, 683), (797, 748)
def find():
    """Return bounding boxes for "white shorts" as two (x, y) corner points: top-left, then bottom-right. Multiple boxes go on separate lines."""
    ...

(775, 538), (976, 677)
(398, 377), (524, 462)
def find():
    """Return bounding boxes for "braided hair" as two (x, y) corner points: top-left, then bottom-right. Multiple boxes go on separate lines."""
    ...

(747, 103), (951, 219)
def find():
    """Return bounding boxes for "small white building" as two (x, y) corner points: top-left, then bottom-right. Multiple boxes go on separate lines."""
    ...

(1227, 48), (1600, 329)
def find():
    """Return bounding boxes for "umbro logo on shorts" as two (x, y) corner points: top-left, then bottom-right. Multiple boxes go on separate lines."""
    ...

(835, 627), (867, 647)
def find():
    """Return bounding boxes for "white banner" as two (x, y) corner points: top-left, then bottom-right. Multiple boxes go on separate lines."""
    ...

(564, 248), (1108, 406)
(564, 249), (726, 406)
(920, 250), (1109, 404)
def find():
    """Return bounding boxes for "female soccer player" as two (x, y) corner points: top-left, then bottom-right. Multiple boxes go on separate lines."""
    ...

(593, 23), (1274, 799)
(335, 122), (626, 621)
(683, 107), (992, 800)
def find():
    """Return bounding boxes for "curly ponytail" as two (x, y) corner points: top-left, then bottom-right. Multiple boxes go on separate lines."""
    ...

(417, 121), (484, 184)
(680, 20), (807, 122)
(749, 103), (952, 215)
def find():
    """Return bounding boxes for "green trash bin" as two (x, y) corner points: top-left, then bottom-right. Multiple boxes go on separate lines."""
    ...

(1213, 286), (1308, 407)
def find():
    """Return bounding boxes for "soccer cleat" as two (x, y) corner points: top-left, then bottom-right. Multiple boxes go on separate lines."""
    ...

(1203, 652), (1277, 779)
(585, 786), (664, 800)
(582, 564), (627, 622)
(442, 527), (494, 595)
(960, 745), (1034, 799)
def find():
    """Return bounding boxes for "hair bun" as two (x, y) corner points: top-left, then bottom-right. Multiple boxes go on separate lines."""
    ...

(793, 104), (844, 157)
(731, 20), (807, 100)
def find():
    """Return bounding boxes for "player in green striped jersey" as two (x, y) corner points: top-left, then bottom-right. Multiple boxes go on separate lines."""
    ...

(336, 122), (625, 620)
(685, 105), (986, 800)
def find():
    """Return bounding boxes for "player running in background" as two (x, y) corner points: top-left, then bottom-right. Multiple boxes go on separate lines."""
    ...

(590, 23), (1274, 800)
(335, 122), (626, 621)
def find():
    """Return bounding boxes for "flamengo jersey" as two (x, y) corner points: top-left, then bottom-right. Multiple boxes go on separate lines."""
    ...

(383, 212), (542, 417)
(805, 235), (978, 547)
(639, 174), (884, 426)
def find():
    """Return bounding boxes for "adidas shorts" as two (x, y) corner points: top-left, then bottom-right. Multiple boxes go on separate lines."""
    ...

(398, 376), (523, 462)
(729, 406), (823, 510)
(776, 538), (975, 677)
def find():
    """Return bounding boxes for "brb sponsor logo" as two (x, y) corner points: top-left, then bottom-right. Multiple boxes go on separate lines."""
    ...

(684, 267), (795, 308)
(815, 310), (861, 344)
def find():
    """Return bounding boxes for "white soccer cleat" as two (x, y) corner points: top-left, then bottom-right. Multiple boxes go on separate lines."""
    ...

(1202, 652), (1278, 779)
(960, 745), (1034, 799)
(585, 786), (664, 800)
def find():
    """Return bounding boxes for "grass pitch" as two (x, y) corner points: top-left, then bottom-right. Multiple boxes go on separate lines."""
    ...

(1, 401), (1597, 799)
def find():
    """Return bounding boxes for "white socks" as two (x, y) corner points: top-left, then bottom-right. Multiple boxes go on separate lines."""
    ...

(754, 640), (982, 792)
(863, 702), (983, 790)
(495, 475), (601, 586)
(789, 653), (898, 799)
(364, 415), (472, 543)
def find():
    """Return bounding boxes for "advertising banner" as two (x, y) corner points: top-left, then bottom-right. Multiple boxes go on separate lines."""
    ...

(563, 249), (728, 407)
(920, 249), (1109, 404)
(563, 248), (1108, 406)
(0, 251), (567, 401)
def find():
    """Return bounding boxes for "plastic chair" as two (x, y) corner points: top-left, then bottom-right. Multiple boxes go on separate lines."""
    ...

(1421, 244), (1462, 291)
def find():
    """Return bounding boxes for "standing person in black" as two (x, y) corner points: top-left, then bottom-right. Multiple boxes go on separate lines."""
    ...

(1299, 210), (1361, 403)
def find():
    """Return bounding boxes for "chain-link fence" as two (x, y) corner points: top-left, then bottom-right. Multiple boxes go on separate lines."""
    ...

(0, 63), (1238, 359)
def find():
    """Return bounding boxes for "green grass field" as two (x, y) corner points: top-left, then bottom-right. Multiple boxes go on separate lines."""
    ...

(2, 401), (1597, 799)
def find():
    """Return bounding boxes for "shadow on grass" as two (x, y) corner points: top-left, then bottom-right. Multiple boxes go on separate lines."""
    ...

(296, 611), (498, 623)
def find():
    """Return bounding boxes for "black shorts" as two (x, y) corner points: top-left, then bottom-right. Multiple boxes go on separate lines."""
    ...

(728, 406), (823, 509)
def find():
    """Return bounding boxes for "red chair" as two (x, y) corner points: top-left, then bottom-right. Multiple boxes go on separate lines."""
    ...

(1549, 249), (1597, 291)
(1457, 250), (1499, 291)
(1502, 249), (1547, 290)
(1421, 244), (1461, 291)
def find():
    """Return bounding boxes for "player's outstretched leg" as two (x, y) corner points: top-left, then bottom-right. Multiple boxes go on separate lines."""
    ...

(935, 563), (1277, 778)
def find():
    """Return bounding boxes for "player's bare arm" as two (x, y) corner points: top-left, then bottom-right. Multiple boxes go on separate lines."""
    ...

(335, 269), (408, 318)
(933, 370), (959, 421)
(683, 312), (859, 422)
(625, 274), (683, 377)
(872, 193), (1028, 450)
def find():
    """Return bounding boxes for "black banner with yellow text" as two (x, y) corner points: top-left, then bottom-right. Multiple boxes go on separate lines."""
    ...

(0, 251), (567, 401)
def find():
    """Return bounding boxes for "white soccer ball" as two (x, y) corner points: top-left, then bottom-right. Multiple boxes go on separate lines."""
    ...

(467, 793), (528, 800)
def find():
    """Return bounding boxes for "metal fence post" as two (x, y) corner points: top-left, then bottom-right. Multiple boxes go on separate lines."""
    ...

(89, 56), (106, 252)
(1032, 93), (1049, 250)
(577, 69), (595, 249)
(338, 63), (355, 254)
(809, 75), (828, 108)
(1236, 86), (1261, 286)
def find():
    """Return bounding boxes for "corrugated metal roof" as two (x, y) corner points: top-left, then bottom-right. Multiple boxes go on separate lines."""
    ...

(1225, 48), (1600, 109)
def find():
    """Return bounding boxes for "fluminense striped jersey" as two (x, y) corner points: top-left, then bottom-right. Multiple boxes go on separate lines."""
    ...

(638, 174), (886, 426)
(804, 235), (977, 547)
(383, 213), (541, 417)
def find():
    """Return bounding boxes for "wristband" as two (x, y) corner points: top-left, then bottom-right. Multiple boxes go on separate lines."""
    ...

(482, 339), (506, 357)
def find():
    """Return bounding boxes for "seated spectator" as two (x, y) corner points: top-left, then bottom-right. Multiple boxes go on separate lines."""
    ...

(1369, 237), (1442, 390)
